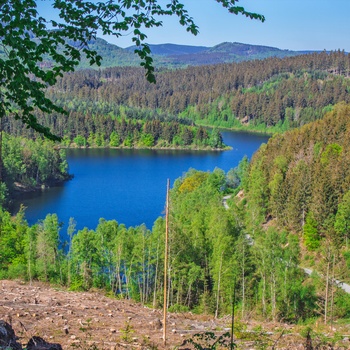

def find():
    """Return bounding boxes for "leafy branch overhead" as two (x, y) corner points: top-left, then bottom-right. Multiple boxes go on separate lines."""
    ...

(0, 0), (263, 140)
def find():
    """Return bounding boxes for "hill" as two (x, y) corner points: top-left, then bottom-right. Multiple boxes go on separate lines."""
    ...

(74, 38), (142, 69)
(126, 42), (314, 67)
(77, 39), (319, 69)
(5, 50), (350, 142)
(132, 43), (209, 56)
(245, 102), (350, 237)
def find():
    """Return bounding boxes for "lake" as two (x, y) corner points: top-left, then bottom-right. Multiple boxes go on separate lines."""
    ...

(12, 131), (269, 234)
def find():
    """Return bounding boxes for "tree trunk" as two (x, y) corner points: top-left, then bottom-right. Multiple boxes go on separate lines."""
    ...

(152, 239), (160, 308)
(324, 257), (330, 324)
(215, 252), (223, 319)
(241, 243), (245, 319)
(262, 272), (266, 317)
(330, 253), (336, 327)
(271, 272), (277, 321)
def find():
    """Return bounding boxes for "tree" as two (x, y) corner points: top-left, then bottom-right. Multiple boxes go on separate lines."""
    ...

(226, 156), (249, 189)
(36, 213), (62, 282)
(0, 206), (29, 279)
(334, 190), (350, 247)
(303, 212), (320, 251)
(0, 0), (264, 140)
(209, 128), (224, 148)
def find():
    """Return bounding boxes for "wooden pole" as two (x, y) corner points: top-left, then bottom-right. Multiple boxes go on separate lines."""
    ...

(163, 178), (170, 346)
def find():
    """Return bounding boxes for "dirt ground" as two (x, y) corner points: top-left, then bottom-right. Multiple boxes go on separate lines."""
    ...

(0, 280), (349, 349)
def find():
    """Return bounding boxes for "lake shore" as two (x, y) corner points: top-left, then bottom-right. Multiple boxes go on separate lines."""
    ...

(60, 143), (232, 151)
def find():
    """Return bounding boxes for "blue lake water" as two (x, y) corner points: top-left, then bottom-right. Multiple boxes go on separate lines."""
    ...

(12, 131), (269, 233)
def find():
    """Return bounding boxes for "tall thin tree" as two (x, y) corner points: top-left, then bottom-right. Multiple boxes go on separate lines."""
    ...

(163, 178), (170, 345)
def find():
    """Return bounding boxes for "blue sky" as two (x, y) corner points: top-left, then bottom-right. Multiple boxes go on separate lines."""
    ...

(110, 0), (350, 51)
(37, 0), (350, 51)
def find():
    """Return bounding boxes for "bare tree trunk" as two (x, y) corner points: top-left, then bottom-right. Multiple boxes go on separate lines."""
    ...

(115, 247), (123, 296)
(271, 272), (277, 321)
(261, 272), (266, 317)
(167, 267), (172, 308)
(215, 252), (223, 319)
(153, 238), (160, 308)
(28, 233), (33, 285)
(324, 257), (330, 324)
(241, 243), (245, 319)
(330, 253), (335, 327)
(146, 248), (151, 304)
(186, 281), (192, 307)
(141, 235), (146, 304)
(124, 262), (132, 300)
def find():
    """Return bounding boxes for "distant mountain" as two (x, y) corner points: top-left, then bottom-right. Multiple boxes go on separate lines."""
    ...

(77, 38), (142, 69)
(126, 43), (209, 56)
(210, 42), (306, 55)
(3, 36), (323, 70)
(99, 41), (320, 68)
(152, 42), (316, 66)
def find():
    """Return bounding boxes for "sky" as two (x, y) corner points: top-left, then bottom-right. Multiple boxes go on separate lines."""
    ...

(36, 0), (350, 52)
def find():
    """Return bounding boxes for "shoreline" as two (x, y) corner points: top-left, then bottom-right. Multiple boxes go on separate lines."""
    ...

(8, 175), (73, 200)
(60, 144), (232, 151)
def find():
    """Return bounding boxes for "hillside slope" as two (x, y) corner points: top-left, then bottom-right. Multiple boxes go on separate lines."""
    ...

(2, 279), (348, 349)
(245, 102), (350, 236)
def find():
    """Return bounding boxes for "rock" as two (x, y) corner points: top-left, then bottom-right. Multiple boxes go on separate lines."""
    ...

(149, 319), (162, 330)
(4, 315), (12, 325)
(27, 336), (62, 350)
(0, 320), (22, 350)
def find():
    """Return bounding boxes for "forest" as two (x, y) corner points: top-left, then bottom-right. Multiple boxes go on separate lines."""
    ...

(5, 50), (349, 136)
(3, 51), (350, 146)
(2, 104), (350, 327)
(2, 48), (350, 335)
(0, 135), (70, 205)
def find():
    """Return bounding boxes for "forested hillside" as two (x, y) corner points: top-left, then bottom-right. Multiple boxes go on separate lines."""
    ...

(26, 39), (316, 70)
(3, 105), (350, 327)
(244, 102), (350, 235)
(3, 36), (350, 339)
(6, 51), (349, 144)
(240, 102), (350, 323)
